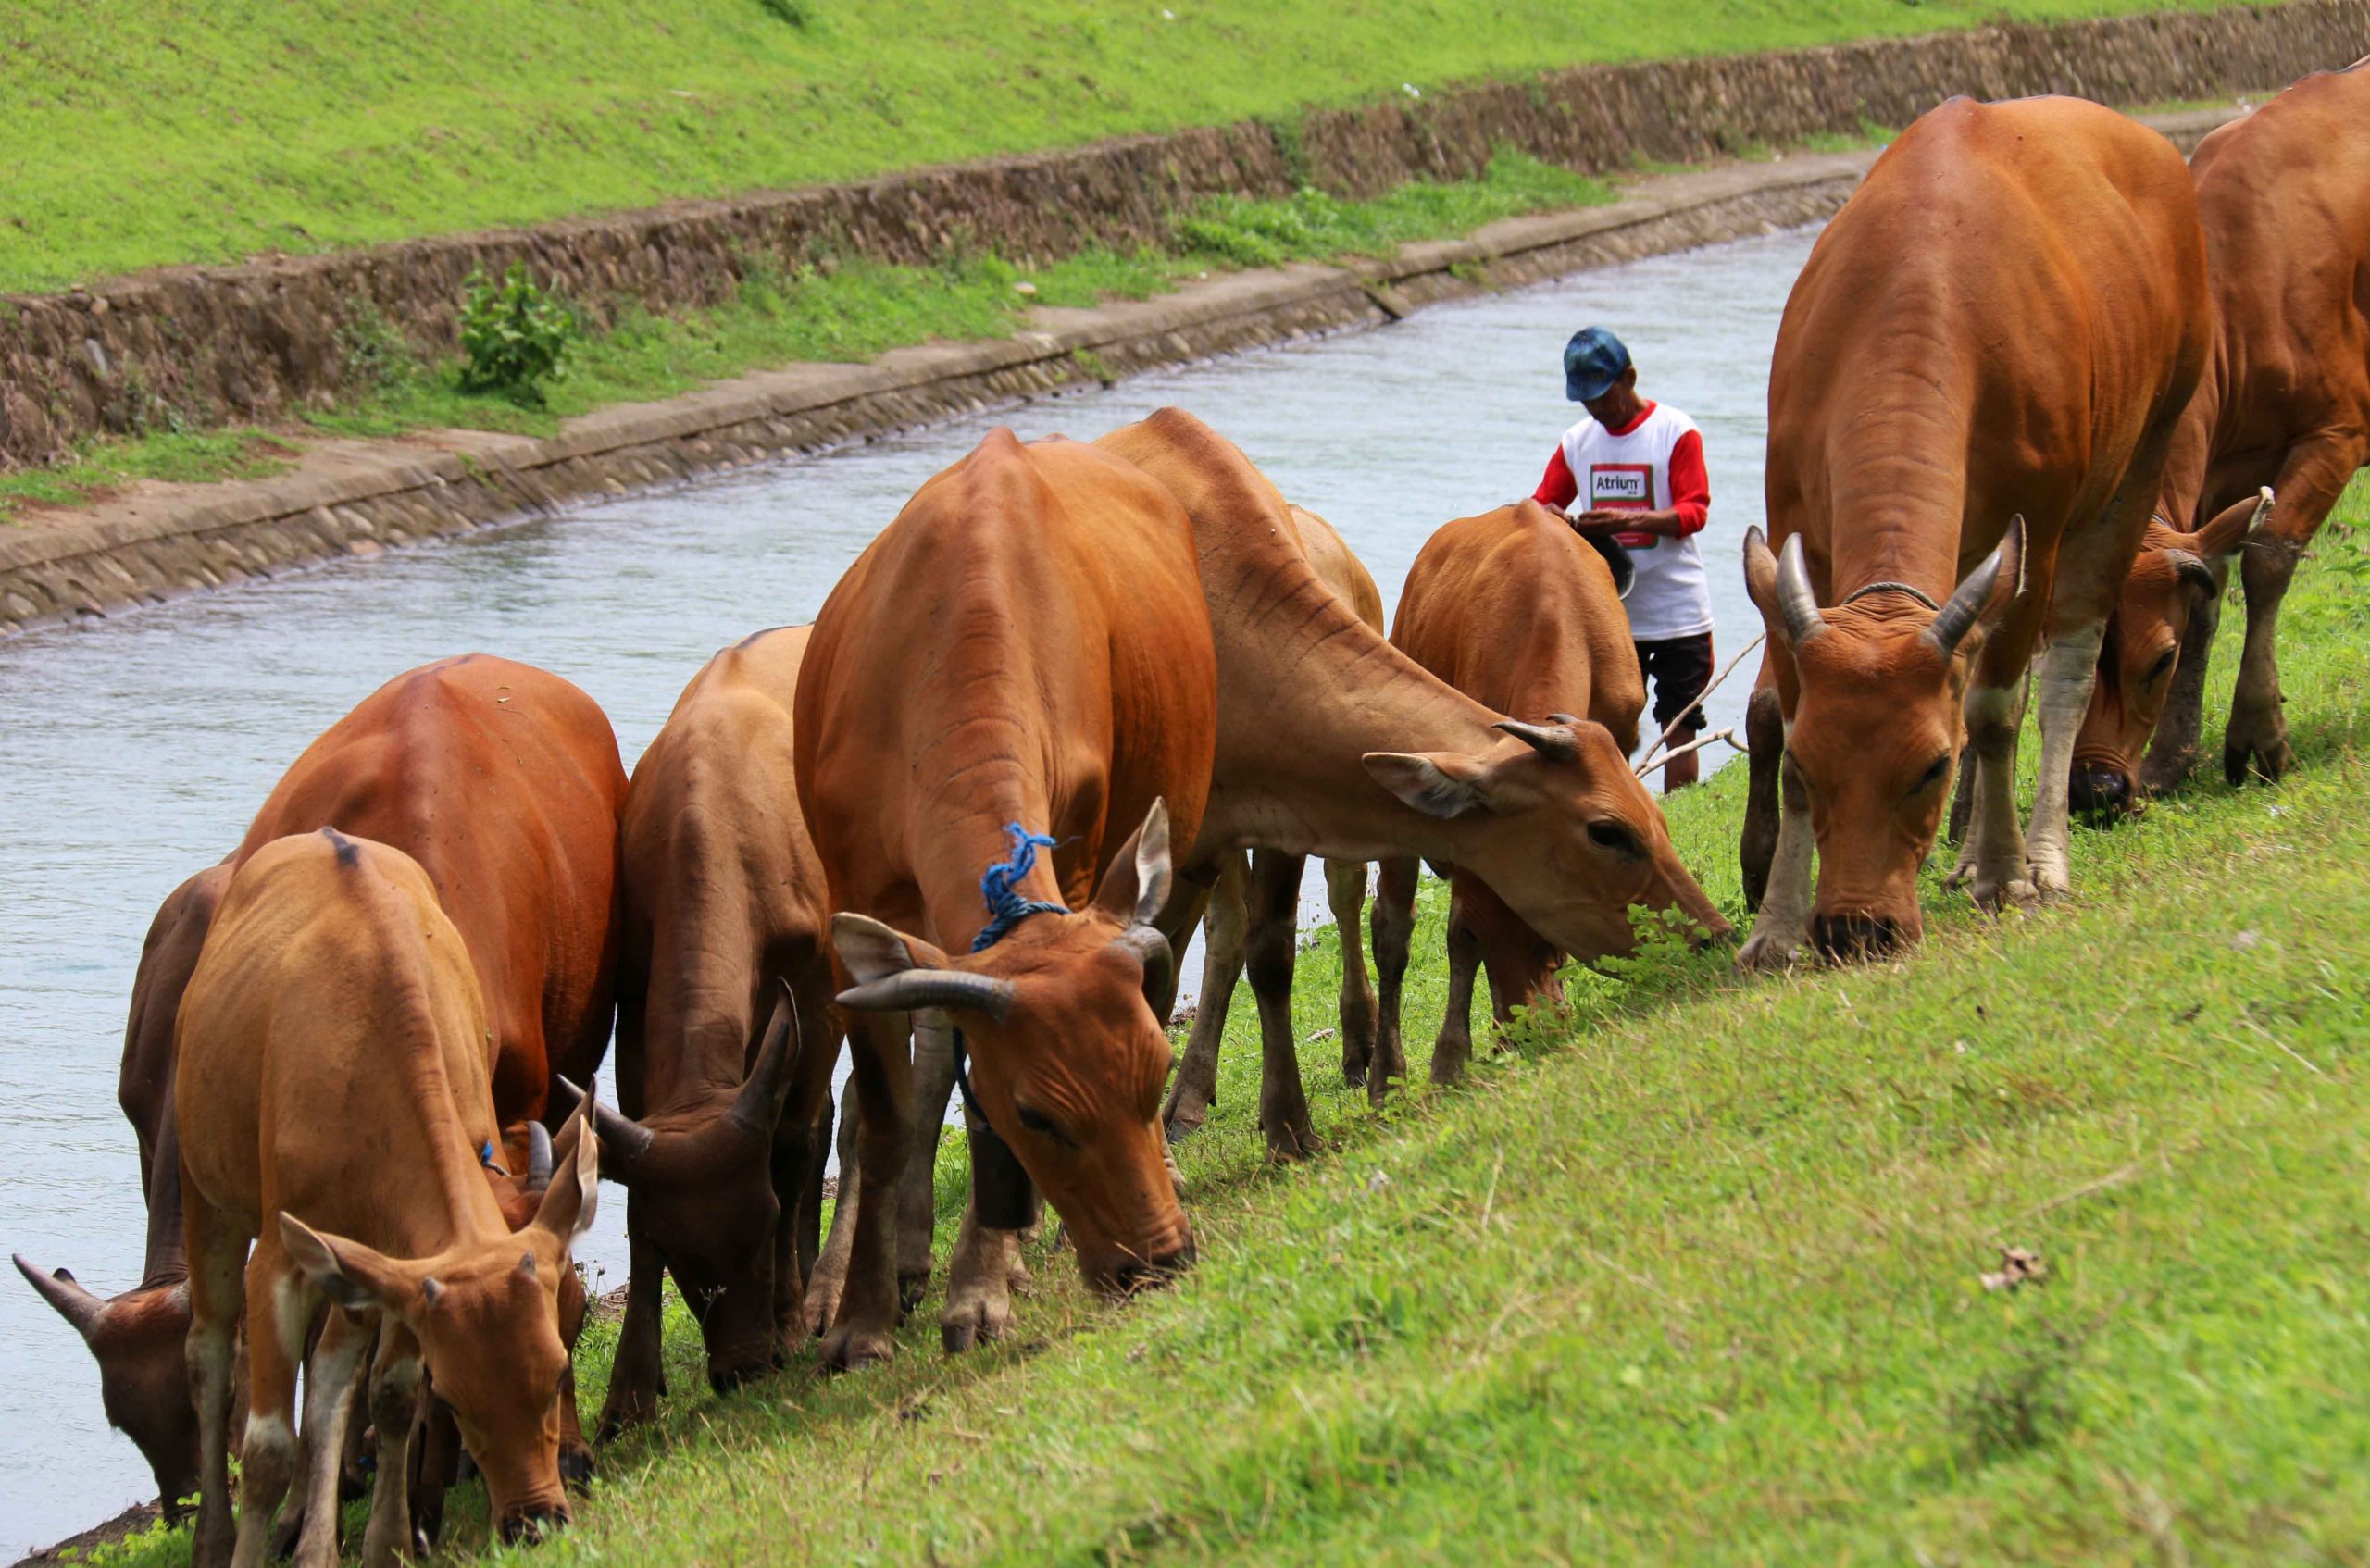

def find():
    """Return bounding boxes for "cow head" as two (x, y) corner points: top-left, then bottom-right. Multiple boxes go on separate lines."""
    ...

(549, 987), (800, 1394)
(2073, 489), (2272, 821)
(280, 1098), (602, 1543)
(1743, 523), (2023, 959)
(832, 801), (1191, 1297)
(1363, 717), (1730, 962)
(13, 1260), (197, 1518)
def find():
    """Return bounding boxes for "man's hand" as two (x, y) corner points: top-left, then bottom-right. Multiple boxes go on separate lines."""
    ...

(1569, 508), (1638, 533)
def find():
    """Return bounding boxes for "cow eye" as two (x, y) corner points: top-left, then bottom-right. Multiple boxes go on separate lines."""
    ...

(2145, 650), (2177, 684)
(1913, 753), (1952, 794)
(1014, 1102), (1077, 1150)
(1586, 821), (1639, 856)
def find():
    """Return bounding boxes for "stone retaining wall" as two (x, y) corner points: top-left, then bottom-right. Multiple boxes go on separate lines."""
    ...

(1, 1), (2360, 466)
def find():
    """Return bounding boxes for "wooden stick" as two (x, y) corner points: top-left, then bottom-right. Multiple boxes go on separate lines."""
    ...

(1635, 629), (1767, 772)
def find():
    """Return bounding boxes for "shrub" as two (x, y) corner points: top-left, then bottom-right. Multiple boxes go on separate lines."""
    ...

(456, 263), (576, 407)
(757, 0), (817, 25)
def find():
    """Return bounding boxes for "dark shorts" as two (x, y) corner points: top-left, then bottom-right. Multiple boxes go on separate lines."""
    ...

(1636, 632), (1715, 735)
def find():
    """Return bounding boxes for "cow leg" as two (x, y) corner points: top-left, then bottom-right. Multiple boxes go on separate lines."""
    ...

(1247, 848), (1318, 1158)
(230, 1251), (307, 1568)
(1428, 877), (1482, 1091)
(940, 1184), (1039, 1353)
(805, 1076), (862, 1337)
(897, 1009), (958, 1307)
(356, 1334), (423, 1568)
(287, 1310), (368, 1568)
(1738, 735), (1815, 969)
(1951, 675), (2035, 909)
(818, 1010), (915, 1370)
(409, 1402), (462, 1549)
(2227, 440), (2357, 785)
(2140, 554), (2227, 794)
(1164, 850), (1246, 1138)
(185, 1195), (245, 1568)
(2024, 622), (2106, 898)
(1739, 676), (1783, 910)
(1370, 856), (1418, 1091)
(597, 1220), (668, 1437)
(1465, 880), (1559, 1078)
(1326, 859), (1378, 1087)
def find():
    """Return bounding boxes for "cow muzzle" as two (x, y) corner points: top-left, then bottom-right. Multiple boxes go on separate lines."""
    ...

(2070, 759), (2139, 824)
(1110, 1238), (1196, 1297)
(498, 1500), (570, 1546)
(1811, 912), (1905, 963)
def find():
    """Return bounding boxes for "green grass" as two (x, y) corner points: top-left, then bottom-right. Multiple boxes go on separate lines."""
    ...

(83, 482), (2370, 1564)
(0, 0), (2251, 292)
(2, 156), (1615, 519)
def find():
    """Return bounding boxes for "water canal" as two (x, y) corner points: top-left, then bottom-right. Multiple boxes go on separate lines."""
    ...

(0, 223), (1819, 1550)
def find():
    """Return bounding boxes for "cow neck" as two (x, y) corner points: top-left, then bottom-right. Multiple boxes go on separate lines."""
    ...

(377, 1006), (516, 1257)
(638, 826), (772, 1109)
(919, 797), (1071, 958)
(2150, 335), (2229, 531)
(1202, 540), (1509, 865)
(1817, 353), (1987, 604)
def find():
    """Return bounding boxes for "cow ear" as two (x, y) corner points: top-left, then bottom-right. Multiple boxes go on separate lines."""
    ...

(1364, 751), (1498, 819)
(2191, 487), (2273, 559)
(279, 1213), (421, 1318)
(1091, 799), (1172, 927)
(532, 1090), (601, 1245)
(831, 913), (954, 984)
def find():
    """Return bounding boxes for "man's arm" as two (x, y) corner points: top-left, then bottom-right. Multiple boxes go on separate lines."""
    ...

(1570, 429), (1710, 538)
(1533, 447), (1578, 511)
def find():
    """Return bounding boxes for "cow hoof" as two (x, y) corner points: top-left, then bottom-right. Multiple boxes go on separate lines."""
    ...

(1341, 1063), (1368, 1089)
(1971, 876), (2038, 914)
(1735, 931), (1802, 972)
(2139, 750), (2197, 797)
(896, 1270), (931, 1314)
(940, 1292), (1014, 1354)
(1262, 1121), (1323, 1162)
(817, 1325), (897, 1372)
(595, 1386), (659, 1442)
(1162, 1101), (1208, 1142)
(560, 1442), (595, 1491)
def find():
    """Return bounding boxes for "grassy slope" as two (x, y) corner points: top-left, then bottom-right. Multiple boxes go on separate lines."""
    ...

(292, 482), (2370, 1567)
(0, 0), (2238, 292)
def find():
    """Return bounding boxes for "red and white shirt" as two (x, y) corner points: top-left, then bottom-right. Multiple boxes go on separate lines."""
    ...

(1534, 401), (1713, 641)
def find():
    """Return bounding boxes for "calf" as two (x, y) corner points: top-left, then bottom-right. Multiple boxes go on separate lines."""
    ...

(1737, 96), (2206, 964)
(1372, 500), (1650, 1090)
(177, 830), (598, 1568)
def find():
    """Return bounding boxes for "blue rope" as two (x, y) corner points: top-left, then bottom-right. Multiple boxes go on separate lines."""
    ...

(954, 823), (1069, 1121)
(969, 822), (1069, 953)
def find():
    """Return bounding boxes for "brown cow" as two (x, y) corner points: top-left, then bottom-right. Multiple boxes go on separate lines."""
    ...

(1736, 97), (2207, 964)
(1371, 500), (1649, 1090)
(1096, 408), (1726, 1159)
(177, 830), (599, 1568)
(1164, 505), (1386, 1138)
(231, 653), (623, 1487)
(796, 429), (1215, 1366)
(15, 863), (228, 1520)
(2076, 62), (2370, 809)
(574, 625), (830, 1431)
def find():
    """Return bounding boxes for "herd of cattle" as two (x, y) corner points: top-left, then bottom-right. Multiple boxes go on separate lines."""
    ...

(12, 63), (2367, 1568)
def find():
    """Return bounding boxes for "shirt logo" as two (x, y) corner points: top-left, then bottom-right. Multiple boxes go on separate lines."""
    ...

(1590, 464), (1653, 507)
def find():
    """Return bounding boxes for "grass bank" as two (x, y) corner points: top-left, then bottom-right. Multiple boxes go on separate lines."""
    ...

(89, 482), (2370, 1565)
(0, 0), (2236, 292)
(0, 153), (1628, 521)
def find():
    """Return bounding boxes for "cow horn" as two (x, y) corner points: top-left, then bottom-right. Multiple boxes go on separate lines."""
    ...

(1114, 922), (1174, 1013)
(523, 1120), (555, 1195)
(2164, 547), (2218, 598)
(550, 1076), (655, 1172)
(837, 970), (1017, 1021)
(14, 1254), (104, 1340)
(1923, 517), (2022, 657)
(1548, 712), (1581, 725)
(1492, 719), (1578, 761)
(1773, 534), (1827, 647)
(726, 978), (803, 1138)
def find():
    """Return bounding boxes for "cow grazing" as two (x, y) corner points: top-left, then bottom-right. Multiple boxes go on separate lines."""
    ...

(2080, 61), (2370, 808)
(1736, 96), (2208, 964)
(1164, 504), (1386, 1138)
(177, 830), (599, 1568)
(15, 863), (228, 1520)
(1371, 500), (1650, 1090)
(577, 625), (831, 1432)
(796, 429), (1216, 1366)
(1096, 408), (1726, 1159)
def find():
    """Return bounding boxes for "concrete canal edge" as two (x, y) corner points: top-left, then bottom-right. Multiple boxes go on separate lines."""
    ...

(0, 106), (2250, 636)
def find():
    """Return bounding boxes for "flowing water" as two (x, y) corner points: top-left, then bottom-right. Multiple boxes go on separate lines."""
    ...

(0, 223), (1817, 1550)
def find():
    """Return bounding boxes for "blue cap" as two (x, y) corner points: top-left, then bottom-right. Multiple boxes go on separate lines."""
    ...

(1564, 326), (1631, 403)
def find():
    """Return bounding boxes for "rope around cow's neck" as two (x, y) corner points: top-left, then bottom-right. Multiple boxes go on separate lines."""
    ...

(951, 822), (1071, 1120)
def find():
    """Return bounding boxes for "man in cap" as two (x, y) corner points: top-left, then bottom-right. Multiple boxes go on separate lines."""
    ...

(1532, 325), (1715, 790)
